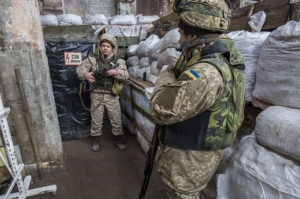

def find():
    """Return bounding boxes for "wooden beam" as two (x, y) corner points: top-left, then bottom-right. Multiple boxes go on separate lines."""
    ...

(152, 12), (180, 28)
(228, 5), (290, 31)
(232, 0), (290, 19)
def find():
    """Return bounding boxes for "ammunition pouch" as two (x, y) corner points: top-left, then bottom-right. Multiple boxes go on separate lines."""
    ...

(111, 79), (123, 95)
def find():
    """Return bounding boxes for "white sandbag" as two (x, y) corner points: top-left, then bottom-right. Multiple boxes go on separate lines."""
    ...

(121, 83), (131, 98)
(217, 135), (300, 199)
(121, 113), (136, 135)
(128, 65), (139, 77)
(253, 21), (300, 109)
(134, 109), (155, 139)
(159, 28), (180, 53)
(136, 14), (160, 24)
(160, 65), (169, 73)
(150, 61), (160, 76)
(149, 39), (162, 62)
(254, 106), (300, 161)
(157, 48), (181, 69)
(57, 14), (82, 26)
(136, 129), (149, 154)
(127, 45), (139, 57)
(137, 67), (150, 80)
(120, 97), (133, 118)
(148, 74), (158, 84)
(105, 24), (152, 41)
(82, 14), (108, 25)
(126, 56), (139, 66)
(109, 14), (137, 25)
(136, 34), (160, 58)
(139, 57), (150, 68)
(41, 14), (58, 26)
(227, 31), (270, 102)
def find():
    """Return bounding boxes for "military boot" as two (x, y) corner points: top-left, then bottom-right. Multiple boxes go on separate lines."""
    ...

(114, 135), (126, 151)
(92, 136), (100, 152)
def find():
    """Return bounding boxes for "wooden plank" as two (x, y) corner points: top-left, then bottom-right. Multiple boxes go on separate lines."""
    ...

(229, 5), (290, 31)
(228, 16), (251, 31)
(152, 12), (180, 28)
(232, 0), (290, 19)
(43, 0), (63, 7)
(263, 5), (290, 30)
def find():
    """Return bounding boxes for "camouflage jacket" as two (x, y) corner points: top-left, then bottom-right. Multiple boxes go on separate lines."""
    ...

(150, 34), (246, 150)
(76, 56), (128, 83)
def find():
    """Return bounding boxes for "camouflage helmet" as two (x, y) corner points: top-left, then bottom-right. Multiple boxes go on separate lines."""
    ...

(173, 0), (232, 32)
(99, 33), (118, 48)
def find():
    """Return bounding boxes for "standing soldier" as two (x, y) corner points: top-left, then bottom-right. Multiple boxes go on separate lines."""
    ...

(77, 34), (129, 152)
(149, 0), (246, 198)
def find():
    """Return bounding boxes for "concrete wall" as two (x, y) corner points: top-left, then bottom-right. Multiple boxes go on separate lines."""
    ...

(63, 0), (137, 17)
(0, 0), (63, 178)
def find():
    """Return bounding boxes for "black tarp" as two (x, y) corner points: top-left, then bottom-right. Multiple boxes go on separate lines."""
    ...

(46, 40), (95, 141)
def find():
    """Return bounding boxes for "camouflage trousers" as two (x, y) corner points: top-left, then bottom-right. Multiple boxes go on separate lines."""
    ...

(90, 91), (123, 136)
(156, 147), (224, 199)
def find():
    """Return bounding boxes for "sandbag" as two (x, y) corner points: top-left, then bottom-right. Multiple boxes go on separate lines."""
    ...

(159, 28), (180, 53)
(139, 57), (150, 68)
(217, 135), (300, 199)
(149, 39), (162, 62)
(127, 45), (139, 57)
(41, 14), (58, 26)
(254, 106), (300, 161)
(136, 34), (160, 58)
(109, 14), (137, 25)
(126, 56), (140, 66)
(227, 31), (270, 102)
(136, 14), (159, 24)
(57, 14), (82, 26)
(82, 14), (108, 25)
(253, 21), (300, 108)
(157, 48), (181, 69)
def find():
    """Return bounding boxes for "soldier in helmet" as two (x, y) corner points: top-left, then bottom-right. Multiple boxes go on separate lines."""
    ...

(77, 33), (129, 152)
(149, 0), (246, 198)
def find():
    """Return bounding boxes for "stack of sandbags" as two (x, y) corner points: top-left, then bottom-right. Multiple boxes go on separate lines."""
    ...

(57, 14), (83, 26)
(253, 21), (300, 109)
(217, 133), (300, 199)
(41, 14), (58, 26)
(227, 31), (270, 102)
(82, 14), (108, 25)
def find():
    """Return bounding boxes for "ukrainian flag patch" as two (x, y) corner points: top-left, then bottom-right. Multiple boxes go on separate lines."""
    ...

(186, 69), (200, 80)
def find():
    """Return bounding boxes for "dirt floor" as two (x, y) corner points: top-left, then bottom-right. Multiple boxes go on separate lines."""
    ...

(29, 119), (167, 199)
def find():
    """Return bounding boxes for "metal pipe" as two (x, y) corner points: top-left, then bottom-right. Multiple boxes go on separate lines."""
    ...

(14, 68), (42, 179)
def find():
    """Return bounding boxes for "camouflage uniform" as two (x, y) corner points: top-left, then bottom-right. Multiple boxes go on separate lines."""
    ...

(150, 33), (245, 199)
(77, 34), (129, 137)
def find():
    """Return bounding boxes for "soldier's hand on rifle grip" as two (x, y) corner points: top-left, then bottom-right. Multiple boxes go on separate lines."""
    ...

(84, 72), (95, 83)
(105, 69), (117, 77)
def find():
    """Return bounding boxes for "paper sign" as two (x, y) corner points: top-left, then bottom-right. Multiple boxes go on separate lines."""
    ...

(64, 52), (82, 66)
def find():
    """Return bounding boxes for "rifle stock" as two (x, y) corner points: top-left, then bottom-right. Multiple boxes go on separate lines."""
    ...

(139, 125), (160, 199)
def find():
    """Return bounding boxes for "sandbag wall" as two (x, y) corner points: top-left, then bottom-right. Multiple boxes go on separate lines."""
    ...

(121, 27), (181, 152)
(217, 21), (300, 198)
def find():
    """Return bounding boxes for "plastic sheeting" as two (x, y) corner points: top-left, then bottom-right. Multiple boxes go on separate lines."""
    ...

(217, 135), (300, 199)
(254, 106), (300, 161)
(253, 21), (300, 109)
(46, 41), (94, 141)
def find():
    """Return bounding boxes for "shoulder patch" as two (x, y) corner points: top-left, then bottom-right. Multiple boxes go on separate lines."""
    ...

(186, 69), (200, 80)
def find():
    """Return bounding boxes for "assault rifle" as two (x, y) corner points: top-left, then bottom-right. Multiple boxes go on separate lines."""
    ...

(139, 125), (161, 199)
(92, 62), (119, 79)
(89, 62), (119, 91)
